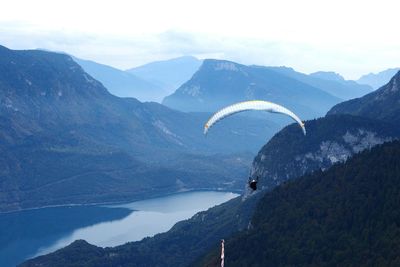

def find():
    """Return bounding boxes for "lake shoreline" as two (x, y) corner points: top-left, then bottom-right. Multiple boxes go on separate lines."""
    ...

(2, 190), (239, 267)
(0, 187), (243, 215)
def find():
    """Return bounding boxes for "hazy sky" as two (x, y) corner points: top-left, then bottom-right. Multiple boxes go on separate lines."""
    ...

(0, 0), (399, 79)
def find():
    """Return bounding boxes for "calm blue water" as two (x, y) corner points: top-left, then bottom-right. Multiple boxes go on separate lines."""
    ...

(0, 191), (238, 267)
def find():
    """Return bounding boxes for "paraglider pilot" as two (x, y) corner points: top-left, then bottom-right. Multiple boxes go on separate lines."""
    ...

(248, 176), (259, 191)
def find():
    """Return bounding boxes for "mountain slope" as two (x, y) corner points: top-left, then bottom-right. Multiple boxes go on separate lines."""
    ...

(250, 115), (399, 191)
(0, 46), (190, 211)
(357, 68), (400, 89)
(328, 71), (400, 126)
(73, 57), (165, 102)
(163, 60), (341, 120)
(0, 45), (269, 212)
(199, 140), (400, 267)
(127, 56), (202, 95)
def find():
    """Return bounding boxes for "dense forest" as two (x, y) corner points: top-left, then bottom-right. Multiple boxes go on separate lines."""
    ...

(199, 140), (400, 266)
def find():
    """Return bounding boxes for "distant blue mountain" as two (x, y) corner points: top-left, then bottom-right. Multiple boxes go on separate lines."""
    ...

(357, 68), (400, 89)
(309, 71), (346, 82)
(127, 56), (202, 94)
(265, 67), (373, 100)
(163, 60), (341, 120)
(329, 70), (400, 126)
(73, 57), (166, 102)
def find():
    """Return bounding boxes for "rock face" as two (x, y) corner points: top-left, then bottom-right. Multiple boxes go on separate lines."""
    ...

(250, 115), (399, 191)
(328, 71), (400, 126)
(163, 59), (340, 119)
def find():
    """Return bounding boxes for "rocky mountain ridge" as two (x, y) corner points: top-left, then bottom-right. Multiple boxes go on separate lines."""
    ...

(250, 115), (399, 191)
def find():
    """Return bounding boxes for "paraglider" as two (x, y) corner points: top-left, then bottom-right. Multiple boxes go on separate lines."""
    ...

(204, 100), (306, 136)
(248, 176), (259, 191)
(204, 100), (306, 192)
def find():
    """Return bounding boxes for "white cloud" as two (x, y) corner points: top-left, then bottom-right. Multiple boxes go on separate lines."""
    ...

(0, 0), (399, 79)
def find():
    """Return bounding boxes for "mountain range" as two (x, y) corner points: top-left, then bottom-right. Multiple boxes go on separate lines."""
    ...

(6, 41), (400, 266)
(75, 56), (374, 106)
(20, 57), (400, 267)
(266, 67), (373, 100)
(357, 68), (400, 89)
(74, 56), (202, 102)
(0, 45), (274, 212)
(127, 56), (202, 95)
(72, 57), (165, 102)
(163, 60), (366, 120)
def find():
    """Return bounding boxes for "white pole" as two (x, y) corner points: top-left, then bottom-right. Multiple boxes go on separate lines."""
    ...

(221, 239), (225, 267)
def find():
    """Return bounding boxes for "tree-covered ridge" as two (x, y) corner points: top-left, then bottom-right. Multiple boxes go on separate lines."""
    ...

(199, 140), (400, 266)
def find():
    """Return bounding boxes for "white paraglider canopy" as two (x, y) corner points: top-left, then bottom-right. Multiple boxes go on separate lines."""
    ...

(204, 100), (306, 135)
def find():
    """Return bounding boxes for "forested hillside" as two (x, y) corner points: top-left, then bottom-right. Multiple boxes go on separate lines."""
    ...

(199, 141), (400, 266)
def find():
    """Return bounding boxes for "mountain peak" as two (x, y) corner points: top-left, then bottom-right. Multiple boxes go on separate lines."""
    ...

(309, 71), (345, 82)
(201, 59), (243, 72)
(163, 59), (340, 116)
(0, 44), (11, 52)
(126, 56), (202, 93)
(328, 70), (400, 125)
(386, 70), (400, 92)
(0, 47), (108, 102)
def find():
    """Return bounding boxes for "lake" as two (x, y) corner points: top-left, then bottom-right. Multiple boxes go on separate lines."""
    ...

(0, 191), (238, 267)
